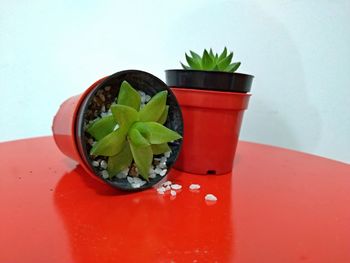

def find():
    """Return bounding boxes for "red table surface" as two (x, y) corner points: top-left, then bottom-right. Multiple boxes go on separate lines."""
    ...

(0, 137), (349, 263)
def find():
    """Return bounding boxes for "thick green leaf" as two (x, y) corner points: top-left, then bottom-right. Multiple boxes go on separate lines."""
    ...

(136, 122), (182, 144)
(111, 104), (138, 132)
(209, 48), (214, 58)
(157, 105), (169, 124)
(129, 141), (153, 181)
(151, 143), (171, 155)
(202, 49), (214, 70)
(218, 52), (233, 71)
(185, 53), (201, 69)
(107, 142), (133, 177)
(117, 81), (141, 110)
(181, 62), (190, 70)
(139, 90), (167, 122)
(128, 126), (150, 147)
(189, 50), (202, 65)
(86, 115), (116, 140)
(213, 53), (219, 64)
(90, 129), (126, 156)
(226, 62), (241, 72)
(218, 47), (228, 62)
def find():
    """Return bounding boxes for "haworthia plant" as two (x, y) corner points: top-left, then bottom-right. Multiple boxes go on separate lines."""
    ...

(87, 81), (182, 181)
(181, 47), (241, 72)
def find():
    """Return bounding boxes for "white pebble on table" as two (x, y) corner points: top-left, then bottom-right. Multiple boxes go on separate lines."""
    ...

(171, 184), (182, 190)
(189, 184), (201, 190)
(205, 194), (217, 201)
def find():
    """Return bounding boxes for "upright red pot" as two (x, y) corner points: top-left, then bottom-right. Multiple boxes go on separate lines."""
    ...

(166, 70), (253, 175)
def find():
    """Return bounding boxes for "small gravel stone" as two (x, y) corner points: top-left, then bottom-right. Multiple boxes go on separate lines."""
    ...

(145, 95), (151, 102)
(171, 184), (182, 190)
(164, 151), (171, 158)
(101, 170), (109, 179)
(100, 160), (108, 169)
(149, 173), (156, 179)
(170, 190), (176, 196)
(159, 169), (167, 176)
(104, 86), (111, 91)
(205, 194), (217, 201)
(92, 161), (99, 167)
(189, 184), (201, 190)
(154, 167), (163, 174)
(164, 185), (171, 191)
(159, 162), (167, 169)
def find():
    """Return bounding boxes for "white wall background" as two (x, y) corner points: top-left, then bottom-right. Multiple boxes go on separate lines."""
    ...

(1, 0), (349, 163)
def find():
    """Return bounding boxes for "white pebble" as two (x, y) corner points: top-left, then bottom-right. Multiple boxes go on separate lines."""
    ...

(154, 167), (163, 174)
(171, 184), (182, 190)
(159, 169), (167, 176)
(101, 170), (109, 179)
(157, 187), (166, 194)
(92, 161), (99, 167)
(189, 184), (201, 190)
(160, 157), (167, 163)
(205, 194), (217, 201)
(100, 160), (108, 169)
(127, 176), (134, 184)
(164, 151), (171, 158)
(159, 162), (167, 169)
(164, 185), (171, 191)
(145, 95), (151, 102)
(170, 190), (176, 196)
(138, 90), (146, 97)
(131, 183), (141, 188)
(149, 173), (156, 179)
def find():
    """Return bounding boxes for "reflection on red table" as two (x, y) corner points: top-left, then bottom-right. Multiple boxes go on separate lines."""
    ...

(0, 137), (349, 263)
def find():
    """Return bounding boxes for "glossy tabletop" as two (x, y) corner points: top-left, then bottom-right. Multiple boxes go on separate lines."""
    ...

(0, 137), (349, 263)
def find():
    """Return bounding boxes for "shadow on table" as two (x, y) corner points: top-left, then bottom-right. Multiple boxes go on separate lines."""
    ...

(54, 165), (235, 262)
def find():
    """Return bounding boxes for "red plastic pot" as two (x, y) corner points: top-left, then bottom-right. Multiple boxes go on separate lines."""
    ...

(166, 70), (253, 175)
(52, 70), (183, 191)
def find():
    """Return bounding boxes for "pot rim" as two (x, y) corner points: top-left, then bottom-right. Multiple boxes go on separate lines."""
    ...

(165, 69), (254, 78)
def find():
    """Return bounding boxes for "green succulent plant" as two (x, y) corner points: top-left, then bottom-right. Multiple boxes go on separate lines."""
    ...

(86, 81), (182, 181)
(181, 47), (241, 72)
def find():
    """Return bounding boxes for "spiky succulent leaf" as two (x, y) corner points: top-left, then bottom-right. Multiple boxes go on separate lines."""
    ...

(181, 62), (190, 70)
(129, 140), (153, 181)
(90, 129), (126, 156)
(134, 122), (182, 144)
(86, 115), (116, 140)
(202, 49), (214, 70)
(189, 50), (202, 66)
(218, 47), (228, 62)
(151, 143), (171, 155)
(218, 52), (233, 71)
(117, 81), (141, 110)
(209, 48), (214, 58)
(226, 62), (241, 72)
(139, 90), (167, 122)
(157, 105), (169, 125)
(107, 142), (133, 177)
(128, 126), (150, 147)
(185, 53), (201, 69)
(111, 104), (139, 132)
